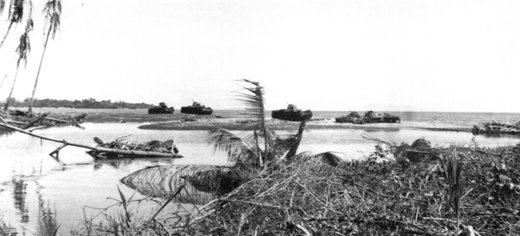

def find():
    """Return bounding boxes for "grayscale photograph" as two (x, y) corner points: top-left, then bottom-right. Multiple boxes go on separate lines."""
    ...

(0, 0), (519, 235)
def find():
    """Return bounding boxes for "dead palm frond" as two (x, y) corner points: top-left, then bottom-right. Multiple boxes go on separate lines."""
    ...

(235, 79), (280, 164)
(121, 164), (257, 205)
(28, 0), (61, 114)
(0, 0), (25, 49)
(206, 128), (258, 165)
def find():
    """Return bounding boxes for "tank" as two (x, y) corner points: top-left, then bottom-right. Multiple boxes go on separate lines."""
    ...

(148, 102), (174, 114)
(180, 101), (213, 115)
(271, 104), (313, 121)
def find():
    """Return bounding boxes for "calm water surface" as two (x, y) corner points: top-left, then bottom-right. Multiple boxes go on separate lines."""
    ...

(1, 122), (519, 234)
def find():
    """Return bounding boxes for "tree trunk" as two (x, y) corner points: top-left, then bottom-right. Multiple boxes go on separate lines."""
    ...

(286, 120), (307, 162)
(0, 22), (13, 49)
(0, 74), (6, 90)
(28, 26), (52, 115)
(4, 67), (19, 110)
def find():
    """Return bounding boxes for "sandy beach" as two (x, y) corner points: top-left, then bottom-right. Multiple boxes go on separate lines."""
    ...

(137, 116), (473, 132)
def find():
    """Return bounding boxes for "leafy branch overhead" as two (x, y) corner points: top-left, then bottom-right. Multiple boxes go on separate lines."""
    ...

(44, 0), (61, 38)
(0, 0), (26, 49)
(4, 15), (32, 110)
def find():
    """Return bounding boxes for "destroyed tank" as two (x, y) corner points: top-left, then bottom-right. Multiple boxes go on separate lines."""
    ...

(335, 112), (362, 123)
(359, 111), (400, 124)
(148, 102), (174, 114)
(271, 104), (313, 122)
(181, 101), (213, 115)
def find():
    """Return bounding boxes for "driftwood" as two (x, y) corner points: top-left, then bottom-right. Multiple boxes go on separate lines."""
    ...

(0, 120), (183, 159)
(22, 113), (49, 129)
(87, 137), (180, 160)
(0, 110), (85, 130)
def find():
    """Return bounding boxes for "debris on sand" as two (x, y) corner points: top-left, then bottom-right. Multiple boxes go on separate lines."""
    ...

(473, 121), (520, 136)
(87, 137), (181, 160)
(0, 109), (86, 130)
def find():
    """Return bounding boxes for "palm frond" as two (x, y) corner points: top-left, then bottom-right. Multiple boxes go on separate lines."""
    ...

(184, 164), (257, 195)
(49, 12), (59, 38)
(9, 0), (24, 23)
(206, 128), (257, 165)
(43, 0), (61, 39)
(0, 0), (5, 15)
(24, 18), (33, 32)
(235, 79), (265, 130)
(16, 31), (30, 67)
(43, 0), (60, 15)
(120, 164), (257, 205)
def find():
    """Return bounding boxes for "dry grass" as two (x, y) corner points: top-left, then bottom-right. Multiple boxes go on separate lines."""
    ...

(74, 142), (520, 235)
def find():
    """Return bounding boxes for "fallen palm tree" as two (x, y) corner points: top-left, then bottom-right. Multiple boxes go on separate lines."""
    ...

(0, 117), (183, 160)
(0, 109), (86, 130)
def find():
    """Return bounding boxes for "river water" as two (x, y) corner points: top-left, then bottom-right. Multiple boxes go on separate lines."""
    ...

(1, 122), (519, 235)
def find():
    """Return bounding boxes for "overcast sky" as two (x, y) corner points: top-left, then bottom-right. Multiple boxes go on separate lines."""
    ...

(0, 0), (519, 112)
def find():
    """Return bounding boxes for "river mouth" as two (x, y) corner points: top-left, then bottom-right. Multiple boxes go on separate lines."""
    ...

(0, 122), (519, 234)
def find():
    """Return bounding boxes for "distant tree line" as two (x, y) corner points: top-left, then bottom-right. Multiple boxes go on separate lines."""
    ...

(1, 98), (154, 109)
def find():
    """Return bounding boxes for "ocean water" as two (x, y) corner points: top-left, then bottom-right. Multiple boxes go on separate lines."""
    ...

(27, 107), (520, 128)
(221, 110), (520, 128)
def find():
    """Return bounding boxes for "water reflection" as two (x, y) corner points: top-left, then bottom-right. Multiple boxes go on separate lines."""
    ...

(93, 158), (174, 170)
(12, 178), (29, 224)
(1, 178), (60, 235)
(36, 182), (59, 236)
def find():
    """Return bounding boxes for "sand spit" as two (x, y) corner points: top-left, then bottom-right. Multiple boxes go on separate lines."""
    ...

(138, 117), (472, 132)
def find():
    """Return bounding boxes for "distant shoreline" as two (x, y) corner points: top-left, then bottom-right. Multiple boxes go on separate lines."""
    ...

(5, 107), (513, 133)
(7, 106), (520, 114)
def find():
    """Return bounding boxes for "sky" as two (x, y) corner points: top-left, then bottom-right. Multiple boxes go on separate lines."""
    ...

(0, 0), (520, 112)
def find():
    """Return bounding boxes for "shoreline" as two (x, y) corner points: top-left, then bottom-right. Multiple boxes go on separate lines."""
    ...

(4, 108), (493, 133)
(137, 118), (474, 133)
